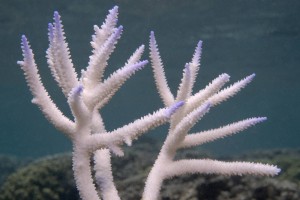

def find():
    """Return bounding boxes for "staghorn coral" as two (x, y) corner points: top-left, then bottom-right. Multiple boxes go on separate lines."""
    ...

(17, 6), (280, 200)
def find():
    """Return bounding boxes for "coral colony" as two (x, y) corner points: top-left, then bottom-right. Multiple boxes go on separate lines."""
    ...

(18, 6), (280, 200)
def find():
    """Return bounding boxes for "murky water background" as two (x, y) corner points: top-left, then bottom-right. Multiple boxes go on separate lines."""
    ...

(0, 0), (299, 158)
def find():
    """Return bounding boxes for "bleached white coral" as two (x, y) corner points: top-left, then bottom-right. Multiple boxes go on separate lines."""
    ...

(142, 31), (280, 200)
(18, 6), (280, 200)
(18, 6), (182, 200)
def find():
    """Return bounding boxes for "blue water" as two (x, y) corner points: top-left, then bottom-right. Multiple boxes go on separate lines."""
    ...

(0, 0), (299, 158)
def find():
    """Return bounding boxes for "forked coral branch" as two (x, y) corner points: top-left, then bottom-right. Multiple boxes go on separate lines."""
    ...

(18, 6), (183, 200)
(142, 31), (280, 200)
(18, 6), (280, 200)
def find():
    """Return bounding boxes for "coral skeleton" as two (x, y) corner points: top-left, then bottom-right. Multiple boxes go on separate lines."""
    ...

(18, 6), (280, 200)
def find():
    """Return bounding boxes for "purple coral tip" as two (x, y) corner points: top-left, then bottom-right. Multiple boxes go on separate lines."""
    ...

(249, 73), (256, 79)
(165, 101), (184, 118)
(244, 73), (256, 84)
(256, 117), (267, 123)
(133, 60), (148, 71)
(150, 31), (155, 40)
(21, 35), (30, 52)
(196, 102), (211, 115)
(48, 23), (54, 39)
(112, 5), (119, 10)
(118, 25), (123, 30)
(74, 85), (83, 96)
(53, 11), (60, 23)
(198, 40), (203, 47)
(204, 102), (211, 110)
(275, 167), (281, 175)
(140, 59), (149, 65)
(21, 35), (27, 43)
(184, 63), (190, 75)
(48, 23), (54, 30)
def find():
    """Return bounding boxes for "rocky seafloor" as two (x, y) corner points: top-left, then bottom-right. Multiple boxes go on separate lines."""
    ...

(0, 139), (299, 200)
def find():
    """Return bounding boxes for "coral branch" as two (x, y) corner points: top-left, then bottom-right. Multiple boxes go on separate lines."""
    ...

(87, 102), (184, 154)
(187, 73), (230, 112)
(208, 73), (255, 106)
(84, 60), (148, 109)
(145, 31), (280, 200)
(84, 26), (123, 90)
(50, 11), (79, 97)
(149, 31), (174, 106)
(180, 117), (267, 148)
(189, 40), (202, 89)
(94, 149), (120, 200)
(176, 63), (192, 102)
(167, 159), (281, 177)
(18, 35), (75, 136)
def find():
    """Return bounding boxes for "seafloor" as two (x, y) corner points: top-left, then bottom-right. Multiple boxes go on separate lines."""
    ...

(0, 138), (299, 200)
